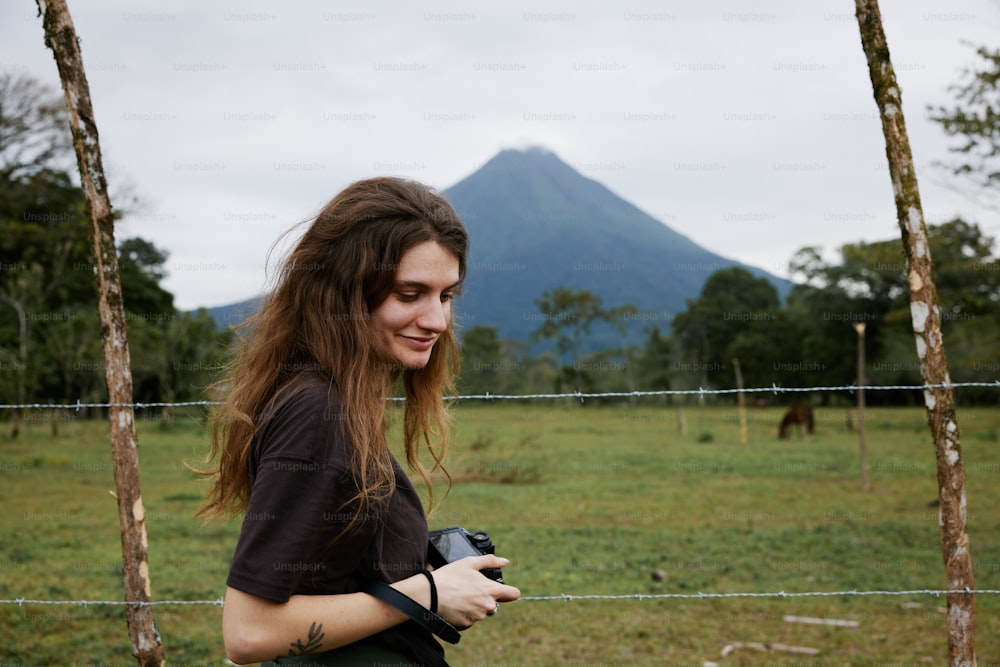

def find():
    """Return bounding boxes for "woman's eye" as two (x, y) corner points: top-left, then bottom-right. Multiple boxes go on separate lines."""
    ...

(441, 293), (454, 303)
(397, 292), (419, 302)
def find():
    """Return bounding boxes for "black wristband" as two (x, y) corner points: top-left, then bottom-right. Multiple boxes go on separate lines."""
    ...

(418, 569), (438, 613)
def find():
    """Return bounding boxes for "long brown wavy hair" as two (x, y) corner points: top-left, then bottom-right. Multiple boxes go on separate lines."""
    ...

(197, 177), (468, 529)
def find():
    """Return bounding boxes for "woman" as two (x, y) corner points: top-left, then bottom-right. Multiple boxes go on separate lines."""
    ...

(198, 177), (520, 666)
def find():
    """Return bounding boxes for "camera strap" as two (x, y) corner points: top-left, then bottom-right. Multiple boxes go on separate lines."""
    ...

(364, 580), (461, 645)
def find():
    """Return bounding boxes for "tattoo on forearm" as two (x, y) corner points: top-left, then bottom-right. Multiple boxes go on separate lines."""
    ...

(288, 621), (325, 655)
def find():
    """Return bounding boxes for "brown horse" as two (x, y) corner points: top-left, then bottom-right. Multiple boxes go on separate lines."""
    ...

(778, 405), (814, 439)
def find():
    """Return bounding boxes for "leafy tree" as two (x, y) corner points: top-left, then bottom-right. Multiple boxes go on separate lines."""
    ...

(603, 304), (639, 396)
(0, 72), (72, 181)
(458, 325), (506, 396)
(532, 287), (605, 391)
(928, 45), (1000, 204)
(925, 218), (1000, 317)
(635, 325), (673, 393)
(1, 170), (94, 309)
(120, 236), (169, 277)
(785, 244), (894, 397)
(0, 106), (93, 431)
(0, 72), (230, 425)
(499, 338), (558, 396)
(35, 306), (102, 403)
(532, 288), (641, 395)
(926, 43), (1000, 402)
(152, 308), (232, 424)
(118, 237), (174, 323)
(786, 220), (999, 404)
(671, 267), (782, 391)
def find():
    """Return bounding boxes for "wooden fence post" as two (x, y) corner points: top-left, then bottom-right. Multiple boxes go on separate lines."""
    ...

(732, 357), (748, 446)
(855, 2), (977, 665)
(854, 323), (870, 491)
(35, 1), (166, 664)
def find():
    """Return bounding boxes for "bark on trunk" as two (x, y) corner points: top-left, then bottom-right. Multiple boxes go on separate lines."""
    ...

(855, 2), (976, 665)
(35, 1), (165, 665)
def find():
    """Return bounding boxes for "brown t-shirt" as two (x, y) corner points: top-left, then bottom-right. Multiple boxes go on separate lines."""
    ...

(226, 375), (440, 661)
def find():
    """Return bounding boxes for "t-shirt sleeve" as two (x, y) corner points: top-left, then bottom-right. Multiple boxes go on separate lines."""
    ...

(225, 385), (373, 602)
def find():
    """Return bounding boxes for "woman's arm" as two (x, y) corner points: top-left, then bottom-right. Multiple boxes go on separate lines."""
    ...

(223, 554), (520, 664)
(223, 581), (417, 664)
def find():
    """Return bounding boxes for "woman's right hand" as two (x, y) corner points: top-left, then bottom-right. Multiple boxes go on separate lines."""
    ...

(429, 555), (521, 627)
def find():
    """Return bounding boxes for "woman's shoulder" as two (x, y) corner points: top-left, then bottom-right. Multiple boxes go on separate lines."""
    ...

(282, 372), (340, 407)
(254, 374), (346, 466)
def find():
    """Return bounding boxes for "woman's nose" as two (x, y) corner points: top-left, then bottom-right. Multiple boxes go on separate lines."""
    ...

(417, 298), (448, 332)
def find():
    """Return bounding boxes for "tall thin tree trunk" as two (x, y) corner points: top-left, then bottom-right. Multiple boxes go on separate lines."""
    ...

(855, 2), (976, 665)
(35, 1), (165, 664)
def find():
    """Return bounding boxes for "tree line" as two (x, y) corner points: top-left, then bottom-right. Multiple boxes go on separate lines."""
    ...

(3, 43), (1000, 432)
(459, 218), (999, 406)
(0, 73), (230, 433)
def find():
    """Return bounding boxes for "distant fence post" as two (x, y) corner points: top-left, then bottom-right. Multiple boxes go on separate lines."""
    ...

(853, 323), (870, 491)
(855, 2), (976, 665)
(732, 357), (748, 446)
(35, 1), (165, 665)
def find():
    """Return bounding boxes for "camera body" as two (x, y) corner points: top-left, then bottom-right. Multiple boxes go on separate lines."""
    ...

(427, 526), (504, 584)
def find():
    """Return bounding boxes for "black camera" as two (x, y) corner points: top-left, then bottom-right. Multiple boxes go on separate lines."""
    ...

(427, 526), (505, 584)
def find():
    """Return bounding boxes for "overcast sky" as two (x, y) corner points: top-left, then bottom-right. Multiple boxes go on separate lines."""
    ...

(2, 0), (998, 310)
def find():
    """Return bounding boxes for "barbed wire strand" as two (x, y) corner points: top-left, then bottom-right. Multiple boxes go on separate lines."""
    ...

(2, 588), (997, 609)
(2, 381), (999, 411)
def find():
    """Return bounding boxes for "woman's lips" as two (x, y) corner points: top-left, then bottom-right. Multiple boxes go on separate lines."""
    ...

(400, 335), (435, 350)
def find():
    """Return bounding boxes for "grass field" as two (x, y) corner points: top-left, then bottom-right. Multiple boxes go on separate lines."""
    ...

(0, 402), (998, 666)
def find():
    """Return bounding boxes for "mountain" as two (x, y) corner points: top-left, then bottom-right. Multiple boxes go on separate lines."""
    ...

(203, 147), (791, 345)
(205, 295), (263, 331)
(442, 146), (790, 343)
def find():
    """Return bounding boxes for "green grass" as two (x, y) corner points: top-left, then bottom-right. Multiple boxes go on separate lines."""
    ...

(0, 403), (998, 666)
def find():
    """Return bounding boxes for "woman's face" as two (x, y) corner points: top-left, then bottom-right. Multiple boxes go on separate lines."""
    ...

(371, 241), (461, 370)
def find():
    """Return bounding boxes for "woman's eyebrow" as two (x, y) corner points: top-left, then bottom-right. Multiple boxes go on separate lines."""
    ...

(395, 280), (462, 290)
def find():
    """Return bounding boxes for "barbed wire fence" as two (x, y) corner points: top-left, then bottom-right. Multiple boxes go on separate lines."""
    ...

(2, 380), (998, 613)
(12, 0), (983, 661)
(2, 380), (998, 411)
(2, 589), (999, 610)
